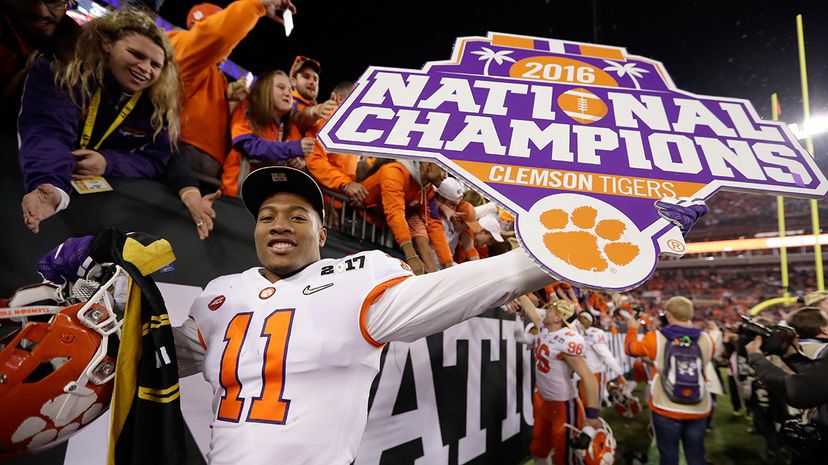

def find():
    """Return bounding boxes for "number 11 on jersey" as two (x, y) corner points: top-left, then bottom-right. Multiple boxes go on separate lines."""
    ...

(218, 309), (295, 424)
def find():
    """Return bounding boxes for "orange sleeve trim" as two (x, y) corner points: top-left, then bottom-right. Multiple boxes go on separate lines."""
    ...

(359, 275), (411, 349)
(188, 316), (208, 350)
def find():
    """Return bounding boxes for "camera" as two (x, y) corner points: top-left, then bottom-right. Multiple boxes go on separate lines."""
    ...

(736, 315), (798, 357)
(779, 419), (825, 458)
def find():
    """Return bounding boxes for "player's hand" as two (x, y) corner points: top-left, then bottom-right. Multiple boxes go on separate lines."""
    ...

(584, 417), (603, 430)
(181, 188), (220, 240)
(263, 0), (296, 24)
(72, 149), (107, 179)
(312, 99), (337, 120)
(300, 138), (315, 156)
(407, 256), (425, 275)
(551, 283), (580, 309)
(343, 182), (368, 204)
(654, 197), (708, 237)
(22, 184), (62, 234)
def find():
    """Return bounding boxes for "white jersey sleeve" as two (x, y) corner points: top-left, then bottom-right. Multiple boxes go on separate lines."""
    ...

(583, 327), (622, 375)
(366, 248), (551, 343)
(593, 338), (623, 376)
(513, 314), (535, 345)
(172, 317), (206, 378)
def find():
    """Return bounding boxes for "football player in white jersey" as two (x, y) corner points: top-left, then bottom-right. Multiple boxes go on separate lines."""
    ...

(518, 296), (603, 465)
(577, 311), (623, 407)
(172, 166), (554, 465)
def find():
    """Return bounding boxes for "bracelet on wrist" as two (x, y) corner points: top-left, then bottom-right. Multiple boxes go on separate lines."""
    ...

(585, 407), (599, 419)
(180, 188), (200, 200)
(405, 255), (420, 261)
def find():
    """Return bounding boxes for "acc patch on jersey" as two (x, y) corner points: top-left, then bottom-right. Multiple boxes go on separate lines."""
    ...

(208, 295), (225, 311)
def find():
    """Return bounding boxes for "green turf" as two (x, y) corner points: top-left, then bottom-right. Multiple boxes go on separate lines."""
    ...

(521, 378), (769, 465)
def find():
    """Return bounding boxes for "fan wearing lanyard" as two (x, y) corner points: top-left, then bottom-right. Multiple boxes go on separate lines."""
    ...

(71, 88), (142, 190)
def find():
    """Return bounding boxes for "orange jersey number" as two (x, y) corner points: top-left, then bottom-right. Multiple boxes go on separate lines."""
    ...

(567, 341), (584, 356)
(217, 309), (295, 424)
(536, 343), (551, 373)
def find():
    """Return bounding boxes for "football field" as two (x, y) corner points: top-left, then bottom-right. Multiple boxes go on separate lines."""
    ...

(522, 378), (768, 465)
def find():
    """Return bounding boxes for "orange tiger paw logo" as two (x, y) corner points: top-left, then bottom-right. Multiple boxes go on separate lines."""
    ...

(540, 206), (640, 272)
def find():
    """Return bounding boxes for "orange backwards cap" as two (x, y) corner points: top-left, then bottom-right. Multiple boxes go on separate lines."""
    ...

(290, 55), (321, 77)
(455, 201), (482, 233)
(187, 3), (222, 29)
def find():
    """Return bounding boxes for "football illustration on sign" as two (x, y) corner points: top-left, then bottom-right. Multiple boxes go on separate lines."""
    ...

(318, 32), (828, 291)
(557, 88), (609, 124)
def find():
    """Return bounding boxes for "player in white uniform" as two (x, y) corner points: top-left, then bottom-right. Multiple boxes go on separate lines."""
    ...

(518, 296), (603, 465)
(578, 311), (623, 407)
(172, 166), (553, 465)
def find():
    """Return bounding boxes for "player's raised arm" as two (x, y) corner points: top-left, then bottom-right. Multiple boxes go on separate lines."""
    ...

(593, 337), (623, 375)
(564, 354), (602, 428)
(364, 248), (551, 343)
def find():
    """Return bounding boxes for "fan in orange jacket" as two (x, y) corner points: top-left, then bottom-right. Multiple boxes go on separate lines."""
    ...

(220, 71), (313, 196)
(623, 297), (713, 421)
(304, 81), (367, 205)
(288, 55), (337, 136)
(169, 0), (296, 177)
(360, 160), (447, 274)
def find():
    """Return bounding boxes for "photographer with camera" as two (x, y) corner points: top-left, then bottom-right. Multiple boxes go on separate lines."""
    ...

(624, 296), (714, 465)
(786, 307), (828, 359)
(745, 310), (828, 464)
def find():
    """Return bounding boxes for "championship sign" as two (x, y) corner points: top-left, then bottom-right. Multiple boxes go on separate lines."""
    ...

(318, 32), (828, 291)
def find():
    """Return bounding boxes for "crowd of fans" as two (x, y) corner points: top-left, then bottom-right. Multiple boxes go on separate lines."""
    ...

(629, 266), (820, 325)
(2, 0), (515, 273)
(690, 191), (828, 242)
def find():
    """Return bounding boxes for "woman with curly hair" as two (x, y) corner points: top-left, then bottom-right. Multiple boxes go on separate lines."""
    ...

(18, 8), (219, 238)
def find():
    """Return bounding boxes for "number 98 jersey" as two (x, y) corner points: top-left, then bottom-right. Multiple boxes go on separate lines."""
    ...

(188, 251), (413, 465)
(533, 327), (586, 402)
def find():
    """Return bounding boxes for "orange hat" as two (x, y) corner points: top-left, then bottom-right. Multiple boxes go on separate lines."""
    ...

(290, 55), (321, 77)
(455, 201), (481, 233)
(187, 3), (222, 29)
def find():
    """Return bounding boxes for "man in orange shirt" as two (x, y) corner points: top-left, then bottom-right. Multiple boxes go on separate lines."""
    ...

(305, 81), (367, 204)
(169, 0), (296, 178)
(289, 56), (337, 135)
(360, 160), (447, 274)
(624, 296), (713, 465)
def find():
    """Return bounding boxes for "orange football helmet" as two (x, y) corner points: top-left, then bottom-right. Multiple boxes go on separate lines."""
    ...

(0, 267), (126, 459)
(607, 380), (641, 418)
(581, 418), (617, 465)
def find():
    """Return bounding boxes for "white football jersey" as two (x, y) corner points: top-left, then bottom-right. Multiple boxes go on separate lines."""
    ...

(188, 251), (412, 465)
(533, 327), (586, 401)
(583, 326), (609, 373)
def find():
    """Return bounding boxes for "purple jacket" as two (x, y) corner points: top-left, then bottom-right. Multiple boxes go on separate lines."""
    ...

(18, 57), (174, 194)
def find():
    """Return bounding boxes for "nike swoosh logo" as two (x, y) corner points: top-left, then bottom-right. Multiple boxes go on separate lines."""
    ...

(302, 283), (334, 295)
